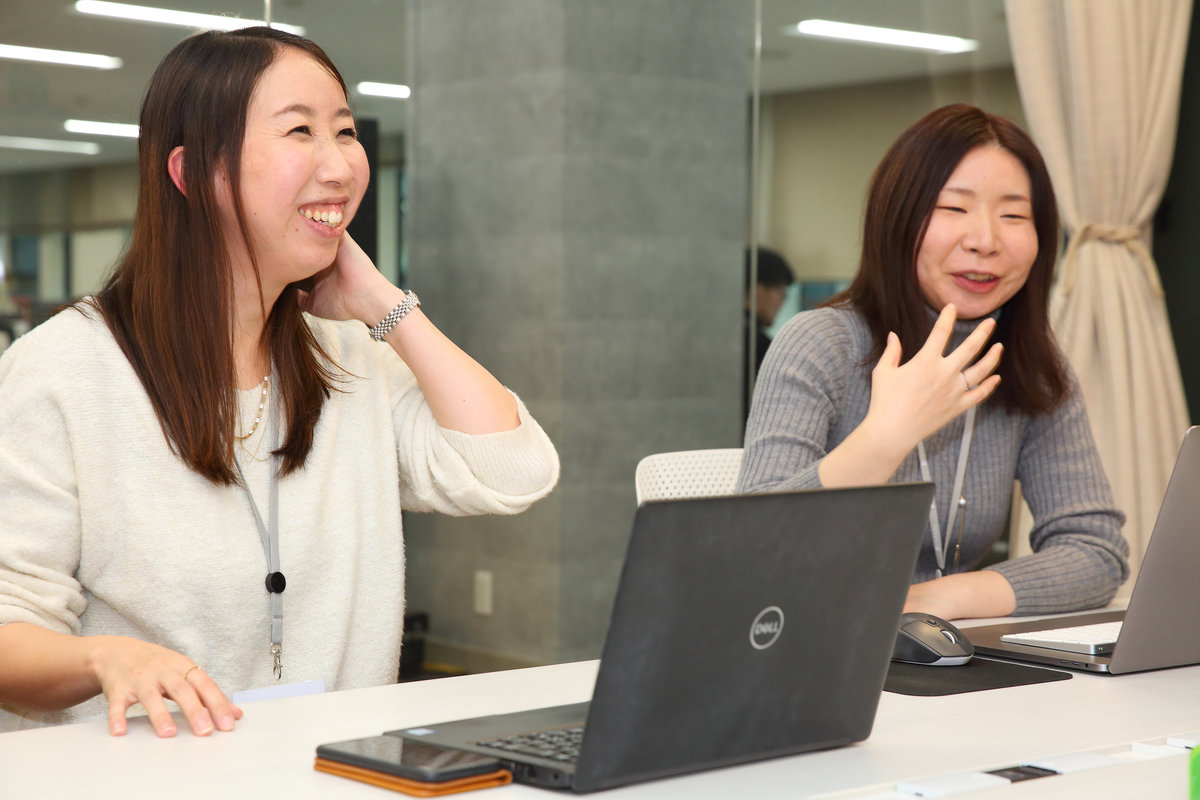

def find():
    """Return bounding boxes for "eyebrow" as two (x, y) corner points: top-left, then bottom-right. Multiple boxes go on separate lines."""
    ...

(943, 187), (1031, 203)
(274, 103), (354, 119)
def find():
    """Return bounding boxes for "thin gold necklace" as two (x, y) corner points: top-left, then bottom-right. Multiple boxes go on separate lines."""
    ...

(236, 375), (270, 441)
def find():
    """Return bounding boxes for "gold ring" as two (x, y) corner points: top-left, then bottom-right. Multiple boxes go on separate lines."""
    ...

(183, 665), (202, 681)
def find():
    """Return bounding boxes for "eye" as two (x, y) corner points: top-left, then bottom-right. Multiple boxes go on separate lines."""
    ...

(339, 127), (358, 140)
(937, 205), (967, 213)
(288, 125), (312, 136)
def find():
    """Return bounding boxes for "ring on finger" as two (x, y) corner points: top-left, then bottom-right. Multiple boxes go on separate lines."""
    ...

(183, 665), (203, 681)
(962, 372), (972, 392)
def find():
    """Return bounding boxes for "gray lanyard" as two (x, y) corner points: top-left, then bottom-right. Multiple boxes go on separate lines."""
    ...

(233, 405), (285, 681)
(916, 405), (976, 579)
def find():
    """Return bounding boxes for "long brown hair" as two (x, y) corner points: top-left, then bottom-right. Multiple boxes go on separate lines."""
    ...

(94, 28), (347, 484)
(835, 103), (1067, 416)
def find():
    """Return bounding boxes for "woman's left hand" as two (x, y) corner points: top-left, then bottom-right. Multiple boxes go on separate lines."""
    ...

(904, 570), (1017, 621)
(298, 231), (396, 326)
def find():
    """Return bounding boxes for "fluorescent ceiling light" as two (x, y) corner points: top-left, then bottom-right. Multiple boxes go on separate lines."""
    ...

(0, 43), (122, 70)
(356, 82), (410, 99)
(789, 20), (978, 54)
(0, 136), (100, 155)
(65, 119), (140, 138)
(75, 1), (305, 36)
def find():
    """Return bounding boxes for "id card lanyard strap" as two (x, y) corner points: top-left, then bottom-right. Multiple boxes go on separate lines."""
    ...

(916, 404), (976, 579)
(233, 410), (285, 681)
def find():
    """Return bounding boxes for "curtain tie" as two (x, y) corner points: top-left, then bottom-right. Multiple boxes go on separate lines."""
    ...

(1058, 222), (1163, 299)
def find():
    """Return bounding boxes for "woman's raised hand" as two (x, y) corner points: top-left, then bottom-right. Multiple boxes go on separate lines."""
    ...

(91, 636), (242, 737)
(817, 304), (1001, 488)
(298, 231), (395, 325)
(864, 304), (1002, 456)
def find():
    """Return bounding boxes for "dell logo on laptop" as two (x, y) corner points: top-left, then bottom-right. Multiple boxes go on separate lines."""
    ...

(750, 606), (784, 650)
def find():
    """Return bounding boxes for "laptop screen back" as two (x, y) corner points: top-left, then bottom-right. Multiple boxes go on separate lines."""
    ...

(573, 483), (934, 792)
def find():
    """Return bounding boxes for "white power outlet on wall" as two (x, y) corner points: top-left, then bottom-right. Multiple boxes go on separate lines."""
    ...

(473, 569), (493, 616)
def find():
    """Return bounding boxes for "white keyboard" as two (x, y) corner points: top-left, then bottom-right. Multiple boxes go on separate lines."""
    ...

(1000, 621), (1123, 656)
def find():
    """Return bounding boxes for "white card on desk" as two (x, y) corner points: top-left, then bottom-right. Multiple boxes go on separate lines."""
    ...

(232, 678), (325, 704)
(1020, 751), (1119, 774)
(897, 771), (1010, 797)
(1167, 731), (1200, 749)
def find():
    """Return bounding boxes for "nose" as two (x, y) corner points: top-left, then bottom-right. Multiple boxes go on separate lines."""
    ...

(962, 210), (1000, 256)
(315, 135), (355, 187)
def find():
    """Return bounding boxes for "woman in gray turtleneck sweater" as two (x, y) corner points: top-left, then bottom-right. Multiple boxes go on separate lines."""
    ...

(739, 105), (1128, 620)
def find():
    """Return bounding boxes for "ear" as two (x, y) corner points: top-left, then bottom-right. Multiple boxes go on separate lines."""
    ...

(167, 146), (187, 197)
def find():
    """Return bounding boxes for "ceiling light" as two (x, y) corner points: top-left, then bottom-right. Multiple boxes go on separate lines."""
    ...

(356, 82), (411, 99)
(75, 1), (305, 36)
(0, 136), (100, 155)
(65, 119), (140, 138)
(0, 43), (122, 70)
(788, 20), (978, 54)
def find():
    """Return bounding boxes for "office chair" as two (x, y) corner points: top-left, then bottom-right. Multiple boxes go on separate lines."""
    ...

(634, 448), (744, 506)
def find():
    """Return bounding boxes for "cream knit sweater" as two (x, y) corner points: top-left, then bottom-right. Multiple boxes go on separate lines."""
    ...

(0, 307), (559, 732)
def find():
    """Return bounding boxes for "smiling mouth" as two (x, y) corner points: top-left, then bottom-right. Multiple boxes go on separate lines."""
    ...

(300, 203), (345, 228)
(958, 272), (997, 283)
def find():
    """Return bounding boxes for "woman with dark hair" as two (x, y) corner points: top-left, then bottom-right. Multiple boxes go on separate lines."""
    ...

(0, 28), (558, 736)
(738, 104), (1128, 621)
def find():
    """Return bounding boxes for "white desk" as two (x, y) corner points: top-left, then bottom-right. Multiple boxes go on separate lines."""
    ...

(2, 648), (1197, 799)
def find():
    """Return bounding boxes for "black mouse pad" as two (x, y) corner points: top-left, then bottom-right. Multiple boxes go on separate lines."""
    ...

(884, 657), (1071, 696)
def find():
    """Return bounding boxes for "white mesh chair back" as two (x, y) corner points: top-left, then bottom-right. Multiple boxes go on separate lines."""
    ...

(634, 448), (745, 506)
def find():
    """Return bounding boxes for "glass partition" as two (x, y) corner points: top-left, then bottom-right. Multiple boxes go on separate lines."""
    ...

(0, 0), (406, 344)
(746, 0), (1019, 396)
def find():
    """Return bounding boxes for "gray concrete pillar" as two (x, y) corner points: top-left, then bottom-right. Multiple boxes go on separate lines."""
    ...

(404, 0), (750, 668)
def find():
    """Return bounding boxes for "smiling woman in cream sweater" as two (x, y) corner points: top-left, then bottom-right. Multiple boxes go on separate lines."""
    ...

(0, 28), (558, 737)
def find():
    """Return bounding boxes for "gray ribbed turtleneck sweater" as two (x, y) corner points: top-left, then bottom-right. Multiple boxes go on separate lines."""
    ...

(738, 306), (1129, 615)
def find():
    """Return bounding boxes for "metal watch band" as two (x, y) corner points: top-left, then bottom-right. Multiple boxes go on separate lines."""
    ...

(369, 290), (421, 341)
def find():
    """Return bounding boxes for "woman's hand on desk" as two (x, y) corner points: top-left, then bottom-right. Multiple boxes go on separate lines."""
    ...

(903, 570), (1017, 620)
(0, 623), (240, 737)
(90, 636), (243, 737)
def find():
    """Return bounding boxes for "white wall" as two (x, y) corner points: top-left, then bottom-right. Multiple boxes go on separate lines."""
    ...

(70, 228), (128, 297)
(766, 68), (1026, 283)
(37, 233), (67, 302)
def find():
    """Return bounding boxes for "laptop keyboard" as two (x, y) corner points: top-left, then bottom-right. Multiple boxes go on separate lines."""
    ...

(1001, 621), (1123, 655)
(475, 726), (585, 763)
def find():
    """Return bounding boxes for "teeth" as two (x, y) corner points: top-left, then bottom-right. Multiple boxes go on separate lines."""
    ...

(301, 206), (344, 226)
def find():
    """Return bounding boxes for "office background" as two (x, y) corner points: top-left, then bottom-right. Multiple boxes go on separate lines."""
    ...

(1, 0), (1195, 675)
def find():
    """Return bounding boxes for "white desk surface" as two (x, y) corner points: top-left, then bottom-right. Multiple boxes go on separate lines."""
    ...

(3, 603), (1195, 799)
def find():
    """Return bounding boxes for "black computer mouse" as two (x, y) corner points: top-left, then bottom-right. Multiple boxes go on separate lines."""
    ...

(891, 612), (974, 666)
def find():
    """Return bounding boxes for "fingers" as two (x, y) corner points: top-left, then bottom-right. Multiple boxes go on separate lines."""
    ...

(918, 303), (959, 357)
(879, 331), (902, 369)
(187, 669), (240, 732)
(95, 639), (240, 737)
(107, 688), (134, 736)
(946, 315), (998, 371)
(962, 342), (1003, 389)
(165, 670), (214, 736)
(138, 681), (180, 738)
(965, 373), (1001, 406)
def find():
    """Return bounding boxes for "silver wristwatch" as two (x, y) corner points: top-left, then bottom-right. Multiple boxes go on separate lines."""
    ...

(369, 291), (421, 341)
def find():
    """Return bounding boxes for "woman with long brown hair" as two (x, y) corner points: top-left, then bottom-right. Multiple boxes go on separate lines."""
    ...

(739, 104), (1128, 621)
(0, 28), (558, 736)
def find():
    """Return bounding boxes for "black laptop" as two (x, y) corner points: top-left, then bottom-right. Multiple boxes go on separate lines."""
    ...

(392, 483), (935, 792)
(969, 426), (1200, 674)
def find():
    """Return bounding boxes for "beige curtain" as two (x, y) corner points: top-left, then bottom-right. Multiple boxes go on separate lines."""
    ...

(1005, 0), (1193, 587)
